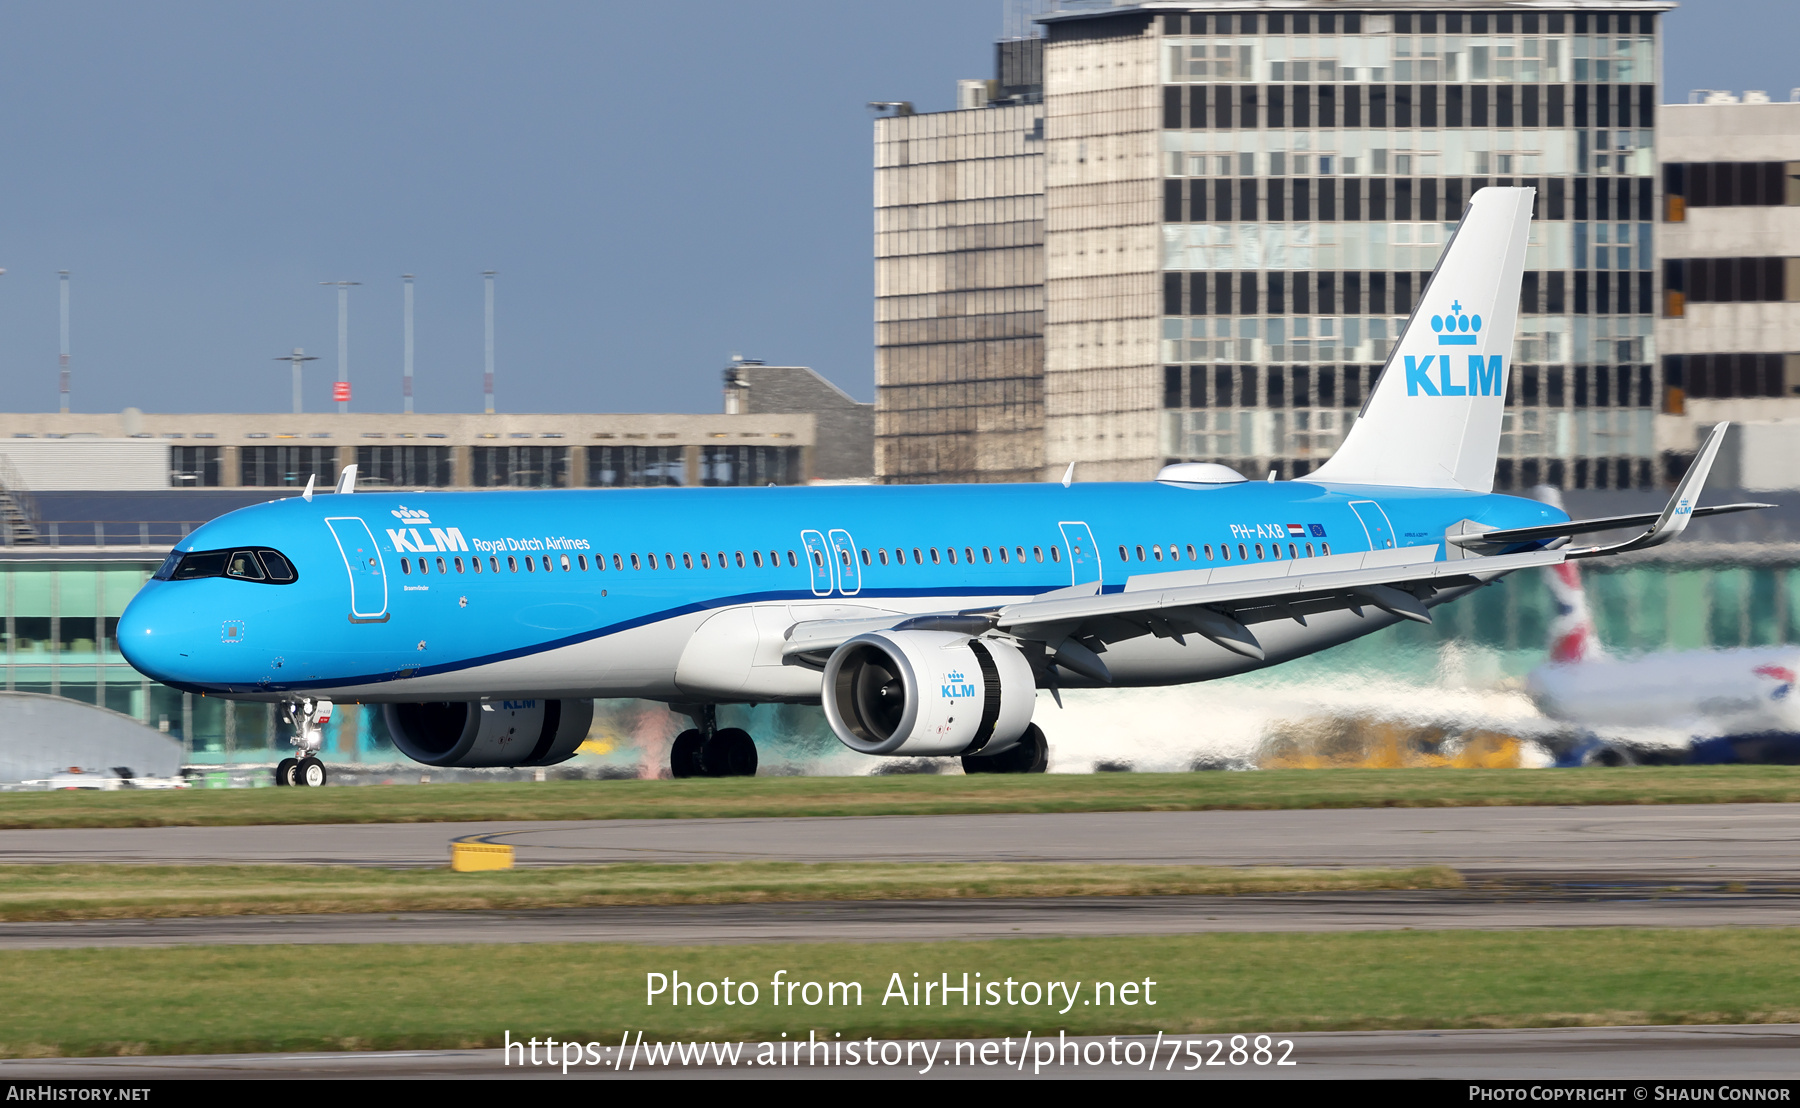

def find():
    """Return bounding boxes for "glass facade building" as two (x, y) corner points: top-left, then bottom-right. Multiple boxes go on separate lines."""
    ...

(878, 2), (1671, 488)
(1149, 5), (1665, 488)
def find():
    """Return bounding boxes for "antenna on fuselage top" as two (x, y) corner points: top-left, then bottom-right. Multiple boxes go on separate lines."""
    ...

(302, 474), (315, 503)
(335, 464), (358, 495)
(1061, 462), (1074, 489)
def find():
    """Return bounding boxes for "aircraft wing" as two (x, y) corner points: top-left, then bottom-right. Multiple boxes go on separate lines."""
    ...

(782, 544), (1566, 680)
(991, 545), (1565, 679)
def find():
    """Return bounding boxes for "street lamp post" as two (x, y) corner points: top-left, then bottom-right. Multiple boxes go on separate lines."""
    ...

(320, 280), (360, 413)
(482, 270), (496, 415)
(274, 348), (319, 415)
(402, 274), (415, 415)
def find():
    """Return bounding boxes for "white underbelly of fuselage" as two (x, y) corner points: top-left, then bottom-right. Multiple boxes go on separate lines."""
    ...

(296, 589), (1416, 705)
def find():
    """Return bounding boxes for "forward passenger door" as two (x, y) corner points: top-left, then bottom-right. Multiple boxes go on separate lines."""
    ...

(325, 517), (389, 623)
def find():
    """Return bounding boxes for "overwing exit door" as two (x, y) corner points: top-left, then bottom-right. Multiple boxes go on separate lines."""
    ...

(800, 530), (833, 596)
(326, 517), (390, 622)
(1058, 521), (1102, 588)
(827, 529), (862, 596)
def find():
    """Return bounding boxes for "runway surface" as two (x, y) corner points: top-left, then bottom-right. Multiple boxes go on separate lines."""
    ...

(3, 1025), (1795, 1079)
(3, 803), (1799, 879)
(3, 886), (1798, 949)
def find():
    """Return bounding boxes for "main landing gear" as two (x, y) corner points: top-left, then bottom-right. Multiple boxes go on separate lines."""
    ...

(670, 705), (758, 778)
(961, 723), (1049, 775)
(275, 698), (333, 787)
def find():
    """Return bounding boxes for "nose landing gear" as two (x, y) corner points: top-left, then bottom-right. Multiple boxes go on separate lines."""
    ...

(669, 705), (758, 778)
(274, 698), (333, 787)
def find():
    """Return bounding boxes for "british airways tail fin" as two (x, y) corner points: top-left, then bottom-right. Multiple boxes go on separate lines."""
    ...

(1311, 186), (1534, 492)
(1532, 485), (1607, 664)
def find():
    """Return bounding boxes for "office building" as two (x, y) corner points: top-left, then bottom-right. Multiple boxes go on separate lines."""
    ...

(1656, 92), (1800, 486)
(877, 1), (1668, 487)
(0, 409), (827, 492)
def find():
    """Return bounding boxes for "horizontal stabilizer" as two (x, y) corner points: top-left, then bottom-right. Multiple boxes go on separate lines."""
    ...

(1451, 501), (1773, 548)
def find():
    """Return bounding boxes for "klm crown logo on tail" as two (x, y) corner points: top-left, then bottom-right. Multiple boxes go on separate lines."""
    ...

(1405, 300), (1504, 397)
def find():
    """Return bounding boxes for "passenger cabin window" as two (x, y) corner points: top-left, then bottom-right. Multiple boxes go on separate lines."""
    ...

(509, 556), (519, 572)
(860, 549), (870, 566)
(1050, 546), (1060, 563)
(787, 551), (797, 567)
(753, 551), (764, 568)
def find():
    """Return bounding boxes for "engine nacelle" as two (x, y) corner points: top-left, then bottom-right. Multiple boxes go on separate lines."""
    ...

(821, 630), (1036, 757)
(382, 699), (595, 768)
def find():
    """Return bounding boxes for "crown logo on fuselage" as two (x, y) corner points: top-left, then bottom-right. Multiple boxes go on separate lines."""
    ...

(1431, 301), (1481, 346)
(391, 506), (432, 526)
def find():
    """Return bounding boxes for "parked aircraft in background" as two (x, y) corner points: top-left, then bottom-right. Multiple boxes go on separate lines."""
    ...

(1525, 489), (1795, 765)
(115, 189), (1758, 784)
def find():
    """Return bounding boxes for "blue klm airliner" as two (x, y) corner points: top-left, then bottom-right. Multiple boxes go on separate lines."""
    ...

(118, 189), (1754, 786)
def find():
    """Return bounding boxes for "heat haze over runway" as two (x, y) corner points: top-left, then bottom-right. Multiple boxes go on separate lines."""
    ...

(3, 804), (1797, 879)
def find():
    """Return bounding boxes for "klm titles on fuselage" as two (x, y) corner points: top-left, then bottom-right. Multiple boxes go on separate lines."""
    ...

(381, 509), (590, 556)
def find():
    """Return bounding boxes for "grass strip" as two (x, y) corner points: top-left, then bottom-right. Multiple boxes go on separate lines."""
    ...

(0, 862), (1461, 921)
(4, 766), (1800, 830)
(1, 929), (1796, 1058)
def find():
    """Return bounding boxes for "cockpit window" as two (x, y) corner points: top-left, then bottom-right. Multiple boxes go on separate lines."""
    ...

(157, 548), (299, 585)
(226, 551), (265, 580)
(259, 550), (296, 582)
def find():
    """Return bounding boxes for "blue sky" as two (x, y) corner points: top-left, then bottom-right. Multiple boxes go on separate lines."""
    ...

(0, 0), (1790, 417)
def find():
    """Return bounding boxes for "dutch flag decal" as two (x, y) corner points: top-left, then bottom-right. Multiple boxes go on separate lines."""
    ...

(1286, 524), (1306, 537)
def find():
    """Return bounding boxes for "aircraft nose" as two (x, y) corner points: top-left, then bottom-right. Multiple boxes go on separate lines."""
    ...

(117, 584), (187, 683)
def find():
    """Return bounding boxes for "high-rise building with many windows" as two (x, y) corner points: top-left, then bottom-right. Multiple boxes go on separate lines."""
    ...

(876, 1), (1668, 488)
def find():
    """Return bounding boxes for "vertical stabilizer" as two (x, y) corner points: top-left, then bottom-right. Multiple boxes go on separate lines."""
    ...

(1311, 186), (1534, 492)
